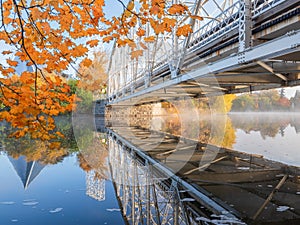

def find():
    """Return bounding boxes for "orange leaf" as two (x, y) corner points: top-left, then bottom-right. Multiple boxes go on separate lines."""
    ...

(2, 50), (12, 55)
(130, 50), (143, 60)
(26, 61), (34, 66)
(6, 59), (18, 67)
(168, 4), (188, 15)
(127, 1), (134, 10)
(176, 24), (192, 37)
(136, 28), (145, 37)
(86, 39), (99, 47)
(103, 36), (113, 42)
(49, 142), (61, 149)
(144, 36), (156, 42)
(81, 58), (92, 67)
(11, 75), (19, 83)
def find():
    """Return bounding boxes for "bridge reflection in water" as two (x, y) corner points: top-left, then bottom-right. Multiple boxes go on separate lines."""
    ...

(107, 126), (300, 225)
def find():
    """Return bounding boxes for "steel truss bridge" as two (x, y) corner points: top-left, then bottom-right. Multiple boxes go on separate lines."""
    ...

(107, 0), (300, 105)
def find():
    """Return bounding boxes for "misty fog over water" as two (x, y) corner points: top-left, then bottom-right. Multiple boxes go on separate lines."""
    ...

(227, 112), (300, 166)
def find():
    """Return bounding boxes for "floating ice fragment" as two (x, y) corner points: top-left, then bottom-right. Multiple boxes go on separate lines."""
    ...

(22, 202), (39, 206)
(181, 198), (195, 202)
(106, 208), (121, 212)
(49, 208), (63, 213)
(0, 201), (15, 205)
(23, 199), (36, 202)
(276, 206), (289, 212)
(237, 167), (250, 170)
(11, 219), (18, 223)
(196, 216), (246, 224)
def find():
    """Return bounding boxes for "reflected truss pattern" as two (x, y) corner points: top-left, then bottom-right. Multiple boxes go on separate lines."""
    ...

(108, 136), (242, 225)
(86, 170), (106, 201)
(107, 125), (300, 224)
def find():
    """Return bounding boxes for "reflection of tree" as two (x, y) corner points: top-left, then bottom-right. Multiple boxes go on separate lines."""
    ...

(76, 129), (109, 202)
(0, 116), (77, 164)
(77, 137), (109, 180)
(229, 114), (290, 139)
(72, 115), (109, 179)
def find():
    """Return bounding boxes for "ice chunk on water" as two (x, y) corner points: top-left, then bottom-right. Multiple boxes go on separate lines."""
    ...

(0, 201), (15, 205)
(196, 216), (246, 224)
(11, 219), (18, 223)
(22, 201), (39, 206)
(49, 208), (63, 213)
(181, 198), (195, 202)
(106, 208), (121, 212)
(23, 199), (36, 202)
(276, 206), (289, 212)
(237, 167), (250, 170)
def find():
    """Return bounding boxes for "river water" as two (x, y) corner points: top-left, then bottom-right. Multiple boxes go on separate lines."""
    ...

(0, 113), (299, 224)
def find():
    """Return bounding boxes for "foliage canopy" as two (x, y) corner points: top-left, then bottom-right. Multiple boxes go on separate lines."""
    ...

(0, 0), (200, 139)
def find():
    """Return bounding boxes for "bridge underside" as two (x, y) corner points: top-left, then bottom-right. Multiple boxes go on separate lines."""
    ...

(108, 0), (300, 106)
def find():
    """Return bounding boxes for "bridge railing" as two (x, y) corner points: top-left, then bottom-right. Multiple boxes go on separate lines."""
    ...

(187, 1), (240, 51)
(252, 0), (286, 17)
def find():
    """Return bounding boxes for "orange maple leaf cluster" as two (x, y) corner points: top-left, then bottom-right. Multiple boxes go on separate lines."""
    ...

(0, 71), (76, 140)
(99, 0), (202, 59)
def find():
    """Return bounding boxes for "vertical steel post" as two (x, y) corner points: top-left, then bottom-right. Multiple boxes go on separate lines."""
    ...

(239, 0), (252, 53)
(176, 0), (203, 75)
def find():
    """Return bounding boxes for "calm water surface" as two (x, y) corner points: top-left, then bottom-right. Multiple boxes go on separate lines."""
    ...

(0, 154), (124, 225)
(0, 113), (300, 224)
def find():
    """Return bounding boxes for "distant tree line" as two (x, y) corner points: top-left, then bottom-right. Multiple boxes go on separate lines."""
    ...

(230, 89), (300, 112)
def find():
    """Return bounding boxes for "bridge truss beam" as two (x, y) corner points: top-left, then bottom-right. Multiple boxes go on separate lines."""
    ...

(107, 0), (300, 105)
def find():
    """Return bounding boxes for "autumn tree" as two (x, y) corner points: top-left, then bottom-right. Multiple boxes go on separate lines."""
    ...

(78, 51), (108, 96)
(0, 0), (200, 138)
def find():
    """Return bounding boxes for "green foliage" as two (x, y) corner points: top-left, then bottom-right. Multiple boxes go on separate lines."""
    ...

(76, 88), (94, 114)
(67, 79), (79, 95)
